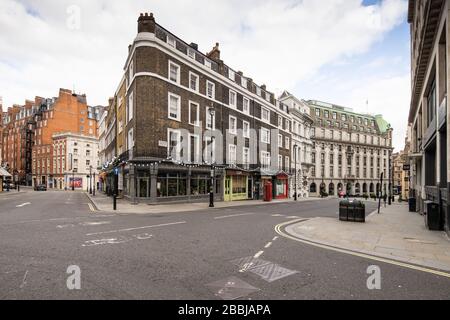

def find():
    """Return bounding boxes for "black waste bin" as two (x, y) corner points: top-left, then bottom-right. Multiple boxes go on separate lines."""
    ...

(339, 200), (350, 221)
(424, 201), (443, 231)
(408, 197), (416, 212)
(339, 200), (365, 223)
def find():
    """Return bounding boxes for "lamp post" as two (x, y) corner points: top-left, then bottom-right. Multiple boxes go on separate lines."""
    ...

(294, 144), (298, 201)
(72, 170), (75, 191)
(209, 108), (216, 208)
(93, 172), (96, 196)
(89, 165), (93, 195)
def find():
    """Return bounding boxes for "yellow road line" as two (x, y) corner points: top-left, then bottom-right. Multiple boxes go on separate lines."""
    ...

(275, 219), (450, 279)
(87, 203), (96, 212)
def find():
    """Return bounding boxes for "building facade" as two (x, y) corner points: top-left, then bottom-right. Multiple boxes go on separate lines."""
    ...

(31, 89), (99, 188)
(279, 91), (314, 198)
(52, 132), (99, 190)
(407, 0), (450, 234)
(101, 13), (293, 204)
(393, 150), (410, 199)
(2, 98), (42, 185)
(307, 100), (393, 197)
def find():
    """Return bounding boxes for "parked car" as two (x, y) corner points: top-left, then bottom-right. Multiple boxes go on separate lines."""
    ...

(34, 184), (47, 191)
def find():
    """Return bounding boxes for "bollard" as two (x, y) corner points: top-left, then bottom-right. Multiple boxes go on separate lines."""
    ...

(17, 185), (20, 192)
(113, 195), (117, 211)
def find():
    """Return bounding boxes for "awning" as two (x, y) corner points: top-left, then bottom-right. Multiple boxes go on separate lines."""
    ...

(0, 168), (12, 177)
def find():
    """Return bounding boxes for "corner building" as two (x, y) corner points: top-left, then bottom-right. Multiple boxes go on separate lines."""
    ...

(105, 13), (293, 204)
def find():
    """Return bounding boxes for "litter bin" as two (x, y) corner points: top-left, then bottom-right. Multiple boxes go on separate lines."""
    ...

(424, 201), (442, 231)
(408, 197), (416, 212)
(339, 200), (365, 223)
(339, 200), (350, 221)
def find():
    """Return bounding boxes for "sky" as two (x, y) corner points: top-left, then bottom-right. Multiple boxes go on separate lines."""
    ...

(0, 0), (410, 151)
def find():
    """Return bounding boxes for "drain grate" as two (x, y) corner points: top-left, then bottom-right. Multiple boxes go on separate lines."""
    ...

(230, 256), (299, 283)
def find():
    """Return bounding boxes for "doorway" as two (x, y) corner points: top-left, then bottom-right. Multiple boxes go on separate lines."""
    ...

(138, 177), (150, 198)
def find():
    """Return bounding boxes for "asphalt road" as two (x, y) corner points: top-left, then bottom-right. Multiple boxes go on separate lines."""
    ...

(0, 190), (449, 300)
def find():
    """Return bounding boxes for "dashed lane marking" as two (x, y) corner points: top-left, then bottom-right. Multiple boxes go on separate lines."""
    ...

(275, 219), (450, 279)
(254, 251), (264, 259)
(214, 213), (257, 220)
(16, 202), (31, 208)
(86, 221), (187, 236)
(264, 242), (272, 249)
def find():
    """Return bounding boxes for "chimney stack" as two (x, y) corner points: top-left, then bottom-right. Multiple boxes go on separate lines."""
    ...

(207, 42), (221, 61)
(138, 12), (156, 33)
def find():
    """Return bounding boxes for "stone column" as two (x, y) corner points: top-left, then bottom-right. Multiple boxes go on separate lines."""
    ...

(129, 164), (136, 204)
(150, 164), (158, 204)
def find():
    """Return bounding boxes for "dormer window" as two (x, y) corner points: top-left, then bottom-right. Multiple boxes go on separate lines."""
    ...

(205, 59), (212, 69)
(187, 48), (195, 59)
(167, 35), (176, 48)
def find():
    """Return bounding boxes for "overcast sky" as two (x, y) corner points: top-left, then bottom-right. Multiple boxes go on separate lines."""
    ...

(0, 0), (410, 151)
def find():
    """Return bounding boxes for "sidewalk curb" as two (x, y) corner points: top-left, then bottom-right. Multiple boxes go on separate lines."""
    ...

(276, 219), (450, 278)
(84, 193), (101, 212)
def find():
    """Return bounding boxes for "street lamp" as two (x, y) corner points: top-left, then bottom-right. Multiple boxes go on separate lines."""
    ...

(89, 165), (93, 195)
(93, 172), (96, 196)
(208, 108), (216, 208)
(294, 144), (298, 201)
(72, 170), (75, 191)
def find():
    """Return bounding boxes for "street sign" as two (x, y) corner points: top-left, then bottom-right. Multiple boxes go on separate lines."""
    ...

(403, 164), (411, 171)
(114, 168), (119, 175)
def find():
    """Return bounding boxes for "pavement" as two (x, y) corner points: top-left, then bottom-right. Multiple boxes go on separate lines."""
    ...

(86, 191), (331, 214)
(1, 190), (450, 299)
(282, 203), (450, 273)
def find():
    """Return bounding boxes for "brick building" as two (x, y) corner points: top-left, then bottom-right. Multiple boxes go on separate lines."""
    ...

(102, 13), (293, 204)
(31, 89), (100, 188)
(2, 98), (42, 185)
(307, 100), (393, 197)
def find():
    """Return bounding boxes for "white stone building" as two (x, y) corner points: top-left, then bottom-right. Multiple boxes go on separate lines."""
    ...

(279, 91), (314, 198)
(52, 132), (100, 191)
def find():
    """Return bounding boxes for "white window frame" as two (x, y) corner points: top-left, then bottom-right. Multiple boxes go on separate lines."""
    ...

(228, 69), (235, 81)
(206, 81), (215, 99)
(229, 144), (237, 165)
(261, 107), (270, 123)
(261, 151), (271, 170)
(168, 129), (182, 161)
(168, 92), (181, 122)
(243, 121), (250, 138)
(243, 147), (250, 166)
(127, 128), (134, 151)
(168, 61), (180, 84)
(261, 128), (270, 144)
(241, 77), (248, 88)
(205, 136), (216, 164)
(229, 116), (237, 135)
(187, 48), (195, 59)
(189, 101), (200, 127)
(278, 115), (283, 128)
(129, 60), (134, 82)
(189, 72), (199, 92)
(188, 134), (200, 164)
(229, 90), (237, 108)
(167, 35), (176, 48)
(285, 156), (290, 171)
(205, 59), (212, 69)
(206, 107), (215, 130)
(127, 92), (134, 122)
(243, 97), (250, 115)
(278, 134), (283, 148)
(285, 137), (290, 149)
(278, 155), (283, 170)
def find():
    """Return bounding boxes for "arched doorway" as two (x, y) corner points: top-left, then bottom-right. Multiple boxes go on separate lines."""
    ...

(346, 183), (352, 195)
(355, 183), (361, 195)
(320, 183), (326, 193)
(337, 183), (343, 192)
(310, 183), (317, 194)
(329, 183), (335, 196)
(369, 183), (374, 193)
(363, 183), (368, 194)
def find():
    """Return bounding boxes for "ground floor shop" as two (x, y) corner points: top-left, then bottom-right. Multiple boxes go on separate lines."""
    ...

(32, 173), (98, 191)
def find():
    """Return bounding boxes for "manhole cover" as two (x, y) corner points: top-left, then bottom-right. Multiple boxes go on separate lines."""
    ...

(206, 276), (260, 300)
(248, 263), (298, 283)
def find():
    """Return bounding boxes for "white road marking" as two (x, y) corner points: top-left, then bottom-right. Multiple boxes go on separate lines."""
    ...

(264, 242), (272, 249)
(275, 219), (450, 279)
(272, 236), (279, 241)
(80, 221), (111, 226)
(16, 202), (31, 208)
(86, 221), (187, 236)
(286, 216), (300, 219)
(214, 213), (256, 220)
(271, 214), (285, 217)
(19, 270), (28, 288)
(254, 251), (264, 259)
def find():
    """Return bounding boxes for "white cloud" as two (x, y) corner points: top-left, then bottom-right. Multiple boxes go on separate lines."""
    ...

(1, 1), (408, 130)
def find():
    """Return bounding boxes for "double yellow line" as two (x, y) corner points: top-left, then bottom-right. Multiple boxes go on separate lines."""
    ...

(275, 219), (450, 279)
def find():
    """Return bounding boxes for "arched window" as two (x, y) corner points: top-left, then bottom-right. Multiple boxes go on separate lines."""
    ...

(329, 183), (335, 195)
(310, 183), (317, 193)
